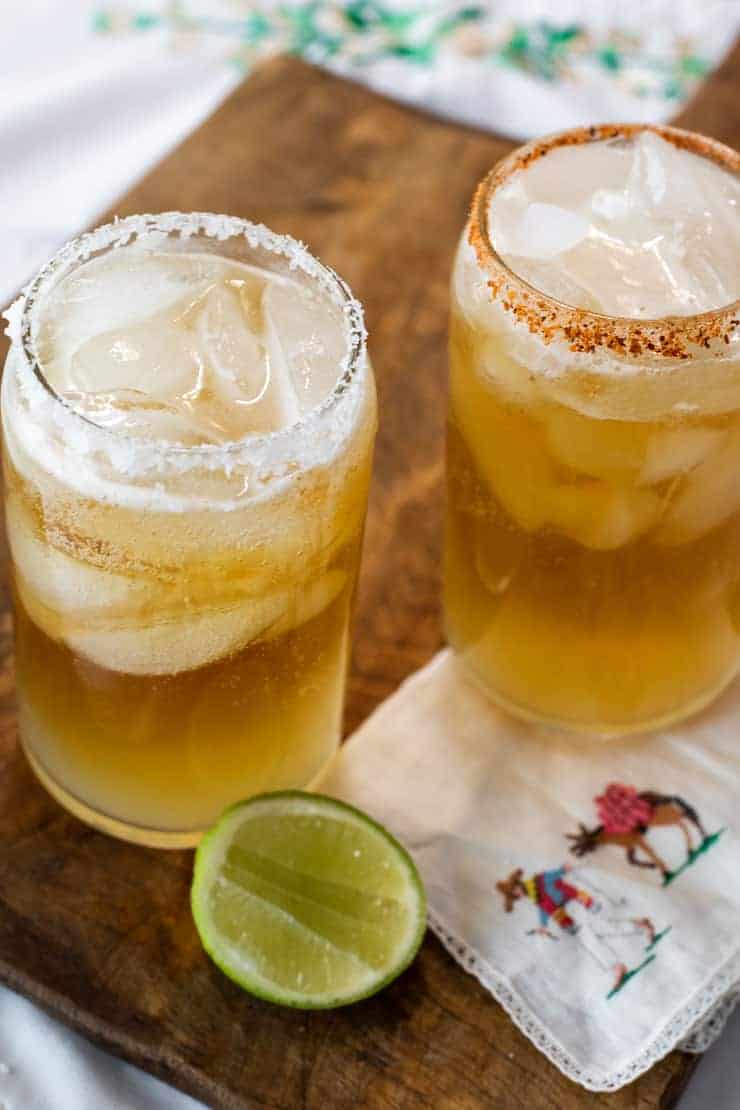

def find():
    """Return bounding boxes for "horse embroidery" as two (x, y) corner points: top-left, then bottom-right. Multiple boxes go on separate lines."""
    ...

(567, 783), (723, 884)
(496, 862), (665, 997)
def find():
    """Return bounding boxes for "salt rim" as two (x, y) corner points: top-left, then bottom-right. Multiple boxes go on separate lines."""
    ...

(3, 213), (369, 488)
(468, 124), (740, 368)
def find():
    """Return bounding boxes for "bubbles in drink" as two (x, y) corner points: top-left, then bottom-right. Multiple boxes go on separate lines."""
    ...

(37, 250), (346, 443)
(490, 131), (739, 317)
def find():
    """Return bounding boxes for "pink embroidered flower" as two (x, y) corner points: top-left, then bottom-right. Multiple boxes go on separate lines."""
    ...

(595, 783), (653, 835)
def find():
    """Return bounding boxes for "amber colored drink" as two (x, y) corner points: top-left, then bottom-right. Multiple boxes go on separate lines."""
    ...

(3, 214), (376, 844)
(445, 126), (740, 735)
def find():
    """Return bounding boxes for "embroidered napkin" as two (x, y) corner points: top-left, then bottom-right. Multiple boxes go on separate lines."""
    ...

(100, 0), (739, 144)
(319, 650), (740, 1091)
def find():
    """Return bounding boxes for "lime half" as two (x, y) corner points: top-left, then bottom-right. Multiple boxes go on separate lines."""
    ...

(191, 791), (427, 1009)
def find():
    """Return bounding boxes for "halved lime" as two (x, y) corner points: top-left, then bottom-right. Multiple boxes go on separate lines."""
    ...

(191, 791), (427, 1009)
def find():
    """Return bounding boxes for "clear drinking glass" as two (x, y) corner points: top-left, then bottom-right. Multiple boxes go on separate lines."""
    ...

(444, 125), (740, 736)
(3, 213), (376, 845)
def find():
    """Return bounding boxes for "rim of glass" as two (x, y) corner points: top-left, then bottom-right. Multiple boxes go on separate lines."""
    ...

(17, 212), (367, 455)
(470, 123), (740, 360)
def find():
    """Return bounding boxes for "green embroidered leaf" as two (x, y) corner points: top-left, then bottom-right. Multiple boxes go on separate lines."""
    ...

(606, 954), (656, 1000)
(663, 829), (725, 885)
(242, 13), (271, 43)
(680, 54), (710, 77)
(436, 8), (485, 38)
(382, 13), (419, 32)
(543, 25), (581, 44)
(503, 27), (529, 59)
(663, 78), (685, 100)
(598, 46), (621, 72)
(281, 1), (341, 58)
(92, 10), (112, 33)
(388, 42), (435, 64)
(132, 12), (160, 31)
(343, 1), (422, 32)
(344, 2), (371, 29)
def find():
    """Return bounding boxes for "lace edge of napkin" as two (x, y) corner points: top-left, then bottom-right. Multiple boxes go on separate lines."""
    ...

(681, 988), (740, 1054)
(427, 910), (740, 1092)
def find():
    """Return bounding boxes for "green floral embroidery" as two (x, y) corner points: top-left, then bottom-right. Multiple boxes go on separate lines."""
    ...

(499, 23), (582, 83)
(93, 3), (715, 101)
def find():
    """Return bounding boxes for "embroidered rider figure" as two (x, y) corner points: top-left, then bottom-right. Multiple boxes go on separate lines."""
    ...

(519, 864), (594, 934)
(497, 861), (658, 995)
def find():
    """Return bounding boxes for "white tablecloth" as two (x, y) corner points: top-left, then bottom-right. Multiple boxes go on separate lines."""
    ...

(2, 2), (739, 1106)
(0, 988), (204, 1109)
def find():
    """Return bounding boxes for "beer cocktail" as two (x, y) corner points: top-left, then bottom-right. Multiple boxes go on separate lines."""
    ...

(3, 214), (376, 844)
(445, 127), (739, 734)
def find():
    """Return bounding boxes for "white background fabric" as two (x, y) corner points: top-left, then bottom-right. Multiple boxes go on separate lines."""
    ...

(2, 1), (740, 1105)
(0, 988), (204, 1109)
(0, 2), (240, 308)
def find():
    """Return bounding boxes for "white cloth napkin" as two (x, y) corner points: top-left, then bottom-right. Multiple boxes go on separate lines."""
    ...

(319, 650), (740, 1091)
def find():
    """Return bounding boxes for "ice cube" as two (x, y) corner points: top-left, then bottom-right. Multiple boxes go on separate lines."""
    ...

(491, 196), (590, 265)
(38, 252), (211, 382)
(262, 569), (347, 641)
(193, 280), (294, 437)
(625, 130), (668, 210)
(61, 310), (203, 403)
(523, 137), (631, 210)
(65, 590), (296, 675)
(538, 353), (740, 423)
(489, 130), (739, 318)
(515, 202), (589, 261)
(6, 495), (150, 625)
(65, 569), (347, 675)
(627, 132), (736, 228)
(262, 278), (343, 418)
(684, 252), (734, 315)
(639, 426), (726, 486)
(657, 429), (740, 543)
(36, 249), (346, 443)
(10, 479), (349, 673)
(474, 335), (541, 405)
(197, 281), (265, 395)
(452, 386), (554, 533)
(60, 388), (207, 444)
(565, 231), (697, 318)
(549, 481), (662, 550)
(543, 406), (649, 480)
(590, 188), (630, 222)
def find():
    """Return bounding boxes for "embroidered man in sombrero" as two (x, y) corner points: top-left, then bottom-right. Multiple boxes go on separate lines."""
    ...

(497, 862), (660, 996)
(497, 862), (595, 937)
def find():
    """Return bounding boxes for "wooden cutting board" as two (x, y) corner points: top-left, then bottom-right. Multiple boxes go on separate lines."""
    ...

(1, 49), (739, 1110)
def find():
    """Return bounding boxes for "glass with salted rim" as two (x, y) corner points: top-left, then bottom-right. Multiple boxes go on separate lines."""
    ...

(2, 213), (376, 846)
(445, 125), (740, 736)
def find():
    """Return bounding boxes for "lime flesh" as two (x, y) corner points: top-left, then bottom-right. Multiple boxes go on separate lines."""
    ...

(191, 791), (427, 1009)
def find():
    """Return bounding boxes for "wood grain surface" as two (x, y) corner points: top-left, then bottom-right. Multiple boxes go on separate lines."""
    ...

(1, 47), (738, 1110)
